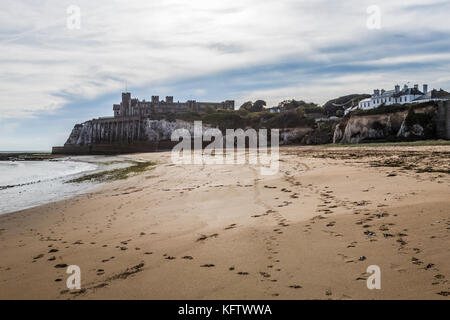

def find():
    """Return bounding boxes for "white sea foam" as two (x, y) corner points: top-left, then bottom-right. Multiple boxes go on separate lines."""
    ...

(0, 156), (129, 215)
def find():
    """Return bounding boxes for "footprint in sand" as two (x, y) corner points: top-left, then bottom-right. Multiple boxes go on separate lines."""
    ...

(289, 285), (302, 289)
(197, 233), (219, 241)
(102, 256), (115, 263)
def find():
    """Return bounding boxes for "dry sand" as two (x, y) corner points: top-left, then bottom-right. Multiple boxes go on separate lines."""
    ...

(0, 145), (449, 300)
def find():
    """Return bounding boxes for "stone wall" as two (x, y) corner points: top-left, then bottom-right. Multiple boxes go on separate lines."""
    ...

(52, 142), (178, 155)
(436, 100), (450, 139)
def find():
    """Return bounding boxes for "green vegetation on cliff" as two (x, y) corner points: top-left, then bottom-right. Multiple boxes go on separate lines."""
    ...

(151, 108), (316, 130)
(323, 94), (371, 116)
(351, 101), (438, 116)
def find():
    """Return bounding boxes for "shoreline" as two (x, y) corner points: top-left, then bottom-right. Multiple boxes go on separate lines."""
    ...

(0, 145), (449, 299)
(0, 155), (142, 215)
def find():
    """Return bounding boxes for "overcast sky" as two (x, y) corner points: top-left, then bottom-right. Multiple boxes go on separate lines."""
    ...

(1, 0), (450, 150)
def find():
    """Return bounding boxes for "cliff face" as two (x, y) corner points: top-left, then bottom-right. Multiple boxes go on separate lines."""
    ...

(336, 112), (406, 144)
(143, 119), (211, 142)
(65, 122), (94, 146)
(65, 117), (316, 147)
(279, 127), (313, 145)
(334, 105), (437, 144)
(65, 119), (211, 146)
(332, 117), (349, 143)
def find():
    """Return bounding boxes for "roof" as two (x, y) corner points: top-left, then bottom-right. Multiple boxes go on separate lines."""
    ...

(413, 89), (450, 101)
(393, 87), (423, 98)
(377, 89), (396, 98)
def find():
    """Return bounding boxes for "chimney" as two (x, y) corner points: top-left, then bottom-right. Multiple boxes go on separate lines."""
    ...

(423, 84), (428, 94)
(166, 96), (174, 104)
(395, 85), (400, 93)
(381, 89), (385, 94)
(414, 84), (418, 90)
(152, 95), (159, 104)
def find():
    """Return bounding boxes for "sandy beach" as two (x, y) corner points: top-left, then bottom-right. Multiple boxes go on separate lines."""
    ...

(0, 145), (449, 300)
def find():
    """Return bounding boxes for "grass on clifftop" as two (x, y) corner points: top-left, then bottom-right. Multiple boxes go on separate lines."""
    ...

(67, 161), (157, 183)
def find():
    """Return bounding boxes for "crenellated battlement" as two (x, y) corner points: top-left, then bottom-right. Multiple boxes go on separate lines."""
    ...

(114, 92), (235, 118)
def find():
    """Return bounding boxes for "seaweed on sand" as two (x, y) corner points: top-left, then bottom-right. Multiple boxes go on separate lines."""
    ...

(67, 161), (157, 183)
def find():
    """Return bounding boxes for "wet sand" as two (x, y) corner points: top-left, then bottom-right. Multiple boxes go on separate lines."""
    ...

(0, 145), (449, 299)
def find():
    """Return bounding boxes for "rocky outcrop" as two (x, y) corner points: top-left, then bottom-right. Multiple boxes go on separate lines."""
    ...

(334, 105), (437, 144)
(279, 127), (313, 145)
(339, 112), (406, 143)
(301, 131), (332, 145)
(333, 117), (349, 143)
(397, 123), (424, 138)
(143, 119), (211, 142)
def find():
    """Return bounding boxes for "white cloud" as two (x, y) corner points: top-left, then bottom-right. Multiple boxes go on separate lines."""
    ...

(240, 69), (450, 107)
(0, 0), (449, 118)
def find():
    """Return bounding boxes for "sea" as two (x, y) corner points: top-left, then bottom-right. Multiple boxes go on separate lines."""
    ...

(0, 153), (131, 215)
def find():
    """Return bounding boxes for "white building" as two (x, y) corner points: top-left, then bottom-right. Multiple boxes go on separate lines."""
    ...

(345, 84), (449, 115)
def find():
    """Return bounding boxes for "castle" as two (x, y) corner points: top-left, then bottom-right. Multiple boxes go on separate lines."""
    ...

(113, 93), (235, 117)
(52, 93), (235, 154)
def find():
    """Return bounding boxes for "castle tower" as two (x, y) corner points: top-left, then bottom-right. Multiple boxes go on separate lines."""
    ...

(121, 92), (131, 116)
(166, 96), (174, 104)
